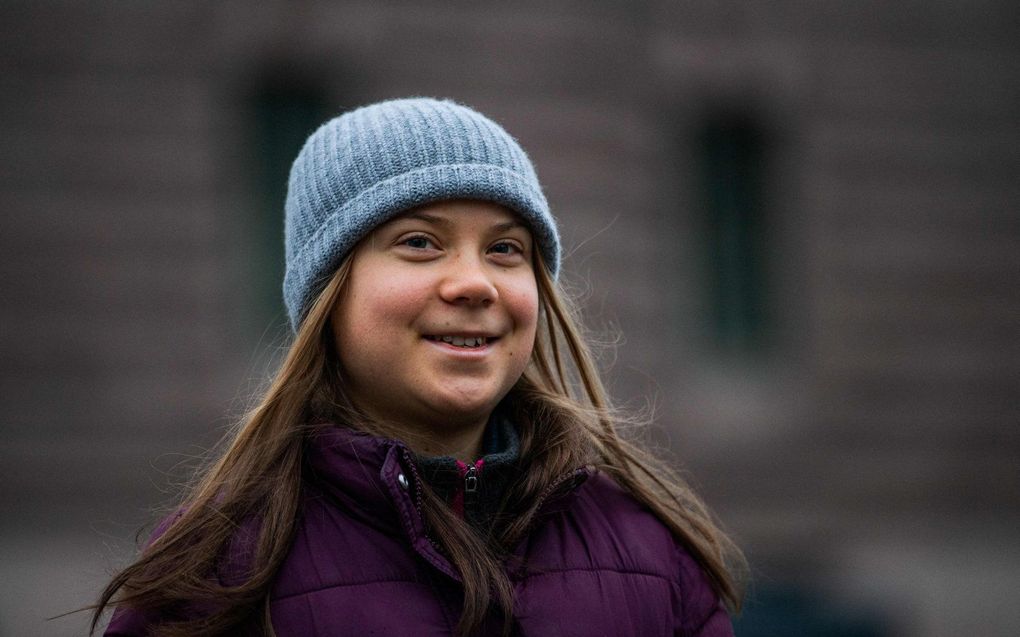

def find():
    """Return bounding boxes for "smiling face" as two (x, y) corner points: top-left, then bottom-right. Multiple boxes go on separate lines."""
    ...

(330, 199), (539, 455)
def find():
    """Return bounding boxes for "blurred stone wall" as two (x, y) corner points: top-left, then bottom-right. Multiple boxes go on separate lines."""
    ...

(1, 1), (1017, 635)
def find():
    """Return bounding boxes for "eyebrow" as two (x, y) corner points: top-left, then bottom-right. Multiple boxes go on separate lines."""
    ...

(492, 219), (527, 233)
(401, 212), (527, 233)
(402, 212), (450, 226)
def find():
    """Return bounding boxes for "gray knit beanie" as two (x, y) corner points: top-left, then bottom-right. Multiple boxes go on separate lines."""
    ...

(283, 97), (560, 331)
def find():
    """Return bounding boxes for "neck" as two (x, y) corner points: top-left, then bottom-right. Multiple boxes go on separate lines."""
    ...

(357, 405), (487, 462)
(408, 424), (485, 462)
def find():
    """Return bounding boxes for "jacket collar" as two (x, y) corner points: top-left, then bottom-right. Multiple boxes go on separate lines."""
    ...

(415, 406), (521, 531)
(303, 415), (592, 581)
(304, 423), (462, 580)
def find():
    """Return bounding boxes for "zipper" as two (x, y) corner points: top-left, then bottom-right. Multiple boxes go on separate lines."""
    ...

(464, 464), (479, 494)
(400, 448), (428, 525)
(398, 448), (466, 586)
(397, 447), (590, 582)
(453, 459), (483, 518)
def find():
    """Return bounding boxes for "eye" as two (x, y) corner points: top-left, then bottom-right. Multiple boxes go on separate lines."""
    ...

(489, 241), (523, 256)
(400, 234), (436, 250)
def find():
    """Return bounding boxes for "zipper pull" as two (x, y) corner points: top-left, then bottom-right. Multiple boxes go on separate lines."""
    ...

(464, 465), (478, 494)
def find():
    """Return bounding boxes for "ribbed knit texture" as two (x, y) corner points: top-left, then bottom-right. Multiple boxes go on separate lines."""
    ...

(283, 97), (560, 330)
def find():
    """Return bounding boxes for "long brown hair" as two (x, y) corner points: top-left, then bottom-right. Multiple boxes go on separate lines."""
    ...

(91, 250), (745, 636)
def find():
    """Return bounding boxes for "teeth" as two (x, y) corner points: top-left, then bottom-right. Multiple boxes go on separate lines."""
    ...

(430, 335), (487, 348)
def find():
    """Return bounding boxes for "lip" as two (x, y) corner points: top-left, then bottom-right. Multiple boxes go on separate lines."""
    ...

(422, 335), (498, 357)
(421, 330), (498, 339)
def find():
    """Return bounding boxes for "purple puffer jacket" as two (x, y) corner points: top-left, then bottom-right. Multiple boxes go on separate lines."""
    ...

(106, 425), (733, 636)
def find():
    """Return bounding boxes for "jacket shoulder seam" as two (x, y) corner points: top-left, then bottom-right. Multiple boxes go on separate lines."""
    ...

(521, 565), (676, 584)
(271, 577), (432, 603)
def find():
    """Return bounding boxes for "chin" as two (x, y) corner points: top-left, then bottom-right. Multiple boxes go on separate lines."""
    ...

(427, 388), (503, 422)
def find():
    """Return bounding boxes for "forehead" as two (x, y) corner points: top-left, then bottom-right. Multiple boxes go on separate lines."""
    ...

(390, 199), (530, 232)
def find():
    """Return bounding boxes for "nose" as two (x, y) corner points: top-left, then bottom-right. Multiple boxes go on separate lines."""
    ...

(438, 256), (498, 307)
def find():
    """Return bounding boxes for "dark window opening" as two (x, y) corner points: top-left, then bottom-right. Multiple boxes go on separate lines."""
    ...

(246, 68), (332, 338)
(695, 107), (772, 356)
(734, 585), (893, 637)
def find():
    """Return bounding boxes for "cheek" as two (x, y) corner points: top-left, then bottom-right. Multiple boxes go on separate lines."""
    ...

(505, 281), (539, 347)
(333, 277), (421, 374)
(347, 277), (424, 338)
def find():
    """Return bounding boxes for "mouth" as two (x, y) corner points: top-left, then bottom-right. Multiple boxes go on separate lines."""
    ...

(423, 334), (497, 349)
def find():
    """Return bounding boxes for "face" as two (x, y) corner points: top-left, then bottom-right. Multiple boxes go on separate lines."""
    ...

(330, 199), (539, 437)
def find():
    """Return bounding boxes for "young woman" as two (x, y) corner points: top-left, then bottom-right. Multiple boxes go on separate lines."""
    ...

(94, 97), (744, 636)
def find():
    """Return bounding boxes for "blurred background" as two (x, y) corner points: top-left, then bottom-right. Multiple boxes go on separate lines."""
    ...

(1, 1), (1018, 635)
